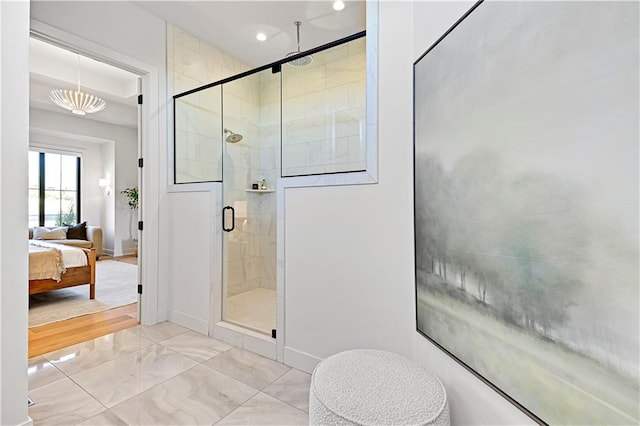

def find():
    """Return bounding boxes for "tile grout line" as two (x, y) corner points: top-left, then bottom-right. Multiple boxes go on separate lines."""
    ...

(28, 373), (109, 425)
(212, 391), (309, 425)
(263, 393), (310, 416)
(262, 378), (311, 414)
(261, 371), (312, 414)
(211, 391), (262, 426)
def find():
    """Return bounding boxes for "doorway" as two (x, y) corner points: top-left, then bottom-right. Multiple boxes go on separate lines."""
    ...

(27, 31), (144, 351)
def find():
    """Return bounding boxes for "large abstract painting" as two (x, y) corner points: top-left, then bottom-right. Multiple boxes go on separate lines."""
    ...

(413, 2), (639, 424)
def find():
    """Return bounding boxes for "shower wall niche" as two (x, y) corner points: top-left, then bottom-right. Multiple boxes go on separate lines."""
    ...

(173, 32), (366, 335)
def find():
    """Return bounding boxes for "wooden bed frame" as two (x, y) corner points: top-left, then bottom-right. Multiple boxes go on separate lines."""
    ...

(29, 247), (96, 299)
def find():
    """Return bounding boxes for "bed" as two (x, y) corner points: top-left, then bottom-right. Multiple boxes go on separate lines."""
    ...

(29, 241), (96, 299)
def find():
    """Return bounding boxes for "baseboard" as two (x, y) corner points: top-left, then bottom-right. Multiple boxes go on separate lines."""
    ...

(167, 309), (208, 334)
(102, 248), (114, 256)
(244, 333), (276, 359)
(284, 347), (322, 374)
(110, 248), (137, 257)
(18, 417), (33, 426)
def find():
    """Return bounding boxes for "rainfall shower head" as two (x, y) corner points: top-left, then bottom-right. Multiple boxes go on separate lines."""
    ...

(224, 128), (243, 143)
(285, 21), (313, 67)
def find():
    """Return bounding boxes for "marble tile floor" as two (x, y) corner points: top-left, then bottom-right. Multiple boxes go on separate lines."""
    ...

(28, 321), (310, 425)
(226, 288), (276, 336)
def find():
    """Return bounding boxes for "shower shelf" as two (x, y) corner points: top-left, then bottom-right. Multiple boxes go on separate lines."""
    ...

(245, 189), (275, 193)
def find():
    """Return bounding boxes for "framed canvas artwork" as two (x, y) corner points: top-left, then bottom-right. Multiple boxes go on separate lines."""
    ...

(414, 1), (639, 424)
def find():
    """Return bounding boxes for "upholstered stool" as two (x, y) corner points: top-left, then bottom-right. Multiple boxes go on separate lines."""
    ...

(309, 349), (449, 426)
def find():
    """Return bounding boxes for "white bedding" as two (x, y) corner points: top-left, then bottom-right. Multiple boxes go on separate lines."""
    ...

(29, 240), (88, 268)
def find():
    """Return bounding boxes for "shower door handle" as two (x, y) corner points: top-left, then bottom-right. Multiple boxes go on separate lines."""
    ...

(222, 206), (235, 232)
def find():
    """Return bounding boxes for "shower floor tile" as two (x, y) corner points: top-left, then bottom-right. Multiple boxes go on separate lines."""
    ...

(226, 288), (276, 335)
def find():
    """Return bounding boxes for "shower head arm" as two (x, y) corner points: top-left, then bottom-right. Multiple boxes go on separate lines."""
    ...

(294, 21), (301, 53)
(284, 21), (312, 67)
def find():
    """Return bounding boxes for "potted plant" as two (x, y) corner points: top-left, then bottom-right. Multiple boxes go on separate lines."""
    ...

(121, 187), (138, 210)
(121, 187), (139, 256)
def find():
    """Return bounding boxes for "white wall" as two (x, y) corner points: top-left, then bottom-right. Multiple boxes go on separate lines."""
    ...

(29, 107), (137, 256)
(283, 1), (533, 424)
(165, 191), (214, 332)
(114, 133), (138, 256)
(0, 1), (30, 425)
(101, 141), (115, 254)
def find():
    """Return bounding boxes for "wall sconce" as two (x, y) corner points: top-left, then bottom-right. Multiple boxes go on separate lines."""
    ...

(98, 178), (111, 195)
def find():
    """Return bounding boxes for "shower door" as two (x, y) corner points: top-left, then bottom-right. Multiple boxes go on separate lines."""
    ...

(221, 67), (280, 337)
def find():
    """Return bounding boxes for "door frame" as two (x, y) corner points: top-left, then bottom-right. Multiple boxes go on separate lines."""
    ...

(29, 19), (161, 326)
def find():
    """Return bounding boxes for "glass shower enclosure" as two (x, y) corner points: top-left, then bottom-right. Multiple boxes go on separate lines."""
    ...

(173, 32), (366, 337)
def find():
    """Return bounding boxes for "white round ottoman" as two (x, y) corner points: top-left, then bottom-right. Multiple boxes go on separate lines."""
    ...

(309, 349), (449, 426)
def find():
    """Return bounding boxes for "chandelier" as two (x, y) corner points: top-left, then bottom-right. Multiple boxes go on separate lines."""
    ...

(49, 55), (106, 115)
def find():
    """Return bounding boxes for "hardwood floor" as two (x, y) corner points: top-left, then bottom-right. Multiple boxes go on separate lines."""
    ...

(29, 254), (139, 358)
(28, 303), (138, 358)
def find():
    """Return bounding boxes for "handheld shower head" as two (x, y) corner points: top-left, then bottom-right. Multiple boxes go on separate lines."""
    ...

(224, 128), (243, 143)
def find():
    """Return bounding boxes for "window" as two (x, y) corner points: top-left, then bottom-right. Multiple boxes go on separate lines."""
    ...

(28, 151), (81, 227)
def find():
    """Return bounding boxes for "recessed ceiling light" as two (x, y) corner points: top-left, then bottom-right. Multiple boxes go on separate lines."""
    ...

(256, 32), (267, 42)
(333, 0), (345, 11)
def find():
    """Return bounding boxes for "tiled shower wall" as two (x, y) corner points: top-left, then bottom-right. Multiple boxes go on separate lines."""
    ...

(174, 88), (222, 183)
(281, 37), (366, 176)
(170, 25), (251, 184)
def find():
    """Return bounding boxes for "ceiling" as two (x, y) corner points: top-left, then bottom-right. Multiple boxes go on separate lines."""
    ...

(134, 1), (366, 67)
(29, 37), (140, 129)
(29, 1), (366, 129)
